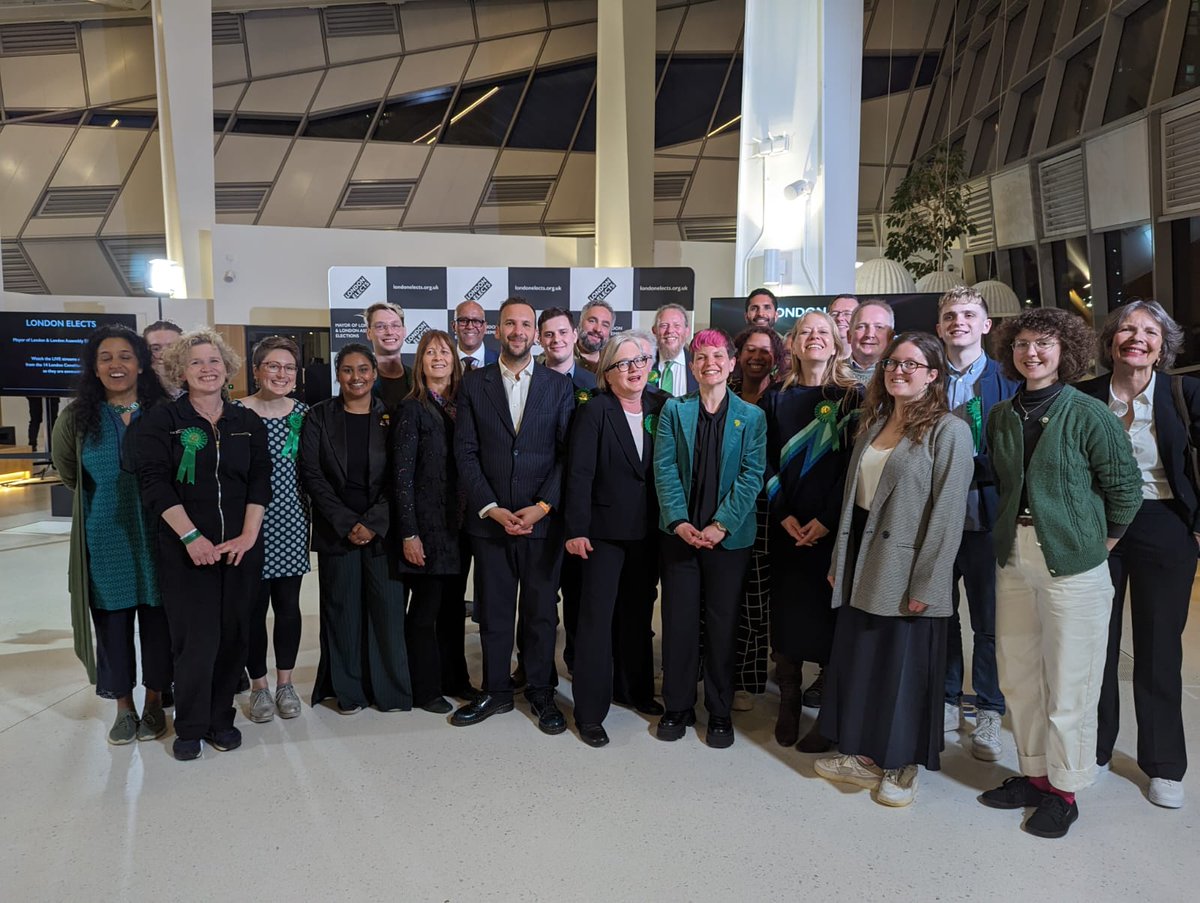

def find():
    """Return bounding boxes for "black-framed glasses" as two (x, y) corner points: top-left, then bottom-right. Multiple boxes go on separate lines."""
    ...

(605, 354), (652, 373)
(881, 358), (931, 374)
(455, 317), (485, 328)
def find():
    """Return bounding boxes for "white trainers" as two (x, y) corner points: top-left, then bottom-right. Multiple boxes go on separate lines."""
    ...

(970, 709), (1002, 762)
(1149, 778), (1185, 809)
(944, 701), (961, 733)
(732, 690), (755, 712)
(248, 687), (275, 723)
(814, 754), (883, 789)
(876, 765), (919, 807)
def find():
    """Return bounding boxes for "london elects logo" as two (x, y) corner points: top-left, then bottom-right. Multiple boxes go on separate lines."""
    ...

(344, 275), (371, 300)
(588, 277), (617, 303)
(464, 276), (492, 302)
(406, 321), (432, 344)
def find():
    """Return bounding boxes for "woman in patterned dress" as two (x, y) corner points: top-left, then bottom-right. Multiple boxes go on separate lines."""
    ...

(238, 336), (311, 723)
(52, 325), (171, 745)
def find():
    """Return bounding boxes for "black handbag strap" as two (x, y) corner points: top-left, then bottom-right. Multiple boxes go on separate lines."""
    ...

(1169, 374), (1200, 492)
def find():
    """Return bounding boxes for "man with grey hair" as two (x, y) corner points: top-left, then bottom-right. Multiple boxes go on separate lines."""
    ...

(575, 299), (615, 373)
(651, 303), (696, 397)
(847, 300), (894, 384)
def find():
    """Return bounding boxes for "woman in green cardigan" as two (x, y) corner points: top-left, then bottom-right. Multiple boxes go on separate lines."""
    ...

(980, 308), (1141, 839)
(51, 324), (171, 745)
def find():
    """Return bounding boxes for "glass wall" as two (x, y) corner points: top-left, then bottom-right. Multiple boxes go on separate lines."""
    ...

(1171, 217), (1200, 366)
(1050, 236), (1093, 324)
(1008, 246), (1042, 308)
(1104, 0), (1169, 124)
(1103, 224), (1155, 307)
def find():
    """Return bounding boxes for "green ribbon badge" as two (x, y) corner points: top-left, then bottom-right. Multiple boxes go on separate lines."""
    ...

(965, 396), (983, 454)
(282, 409), (304, 461)
(647, 369), (660, 386)
(175, 426), (208, 484)
(643, 413), (658, 436)
(575, 388), (595, 406)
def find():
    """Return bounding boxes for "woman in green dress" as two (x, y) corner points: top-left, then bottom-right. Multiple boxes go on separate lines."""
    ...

(52, 324), (171, 745)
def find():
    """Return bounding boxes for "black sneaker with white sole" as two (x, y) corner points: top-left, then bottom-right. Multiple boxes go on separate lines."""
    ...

(1024, 793), (1079, 838)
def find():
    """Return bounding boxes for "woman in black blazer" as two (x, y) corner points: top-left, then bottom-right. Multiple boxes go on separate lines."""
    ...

(566, 330), (665, 747)
(301, 343), (411, 714)
(1078, 300), (1200, 810)
(393, 329), (474, 715)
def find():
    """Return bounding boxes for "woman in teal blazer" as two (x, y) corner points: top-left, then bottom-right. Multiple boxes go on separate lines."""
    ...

(653, 328), (766, 749)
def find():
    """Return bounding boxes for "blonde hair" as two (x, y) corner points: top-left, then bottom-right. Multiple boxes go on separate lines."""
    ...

(782, 311), (856, 389)
(162, 328), (241, 394)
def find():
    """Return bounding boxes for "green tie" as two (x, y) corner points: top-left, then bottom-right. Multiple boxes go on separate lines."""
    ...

(660, 361), (674, 395)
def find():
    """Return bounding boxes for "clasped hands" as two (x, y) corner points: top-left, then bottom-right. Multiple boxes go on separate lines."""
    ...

(674, 521), (726, 549)
(185, 532), (259, 567)
(488, 505), (547, 536)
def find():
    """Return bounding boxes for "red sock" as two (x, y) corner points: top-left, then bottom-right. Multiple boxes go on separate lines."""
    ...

(1028, 776), (1075, 804)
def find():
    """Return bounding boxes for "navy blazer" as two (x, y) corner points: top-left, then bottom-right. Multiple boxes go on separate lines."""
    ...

(454, 361), (574, 540)
(569, 366), (597, 392)
(951, 355), (1019, 530)
(1076, 372), (1200, 532)
(457, 343), (498, 367)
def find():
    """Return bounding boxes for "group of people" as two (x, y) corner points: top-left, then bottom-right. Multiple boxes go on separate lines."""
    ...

(54, 284), (1194, 840)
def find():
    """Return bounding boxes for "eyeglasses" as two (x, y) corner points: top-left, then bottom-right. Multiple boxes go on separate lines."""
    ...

(605, 354), (652, 373)
(1012, 338), (1059, 351)
(881, 358), (931, 374)
(260, 363), (298, 375)
(455, 317), (485, 328)
(371, 323), (404, 333)
(830, 310), (854, 321)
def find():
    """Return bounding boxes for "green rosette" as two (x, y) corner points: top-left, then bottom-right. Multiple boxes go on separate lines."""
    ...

(175, 426), (209, 484)
(647, 369), (660, 386)
(643, 413), (658, 436)
(575, 388), (594, 406)
(965, 396), (983, 454)
(282, 409), (305, 460)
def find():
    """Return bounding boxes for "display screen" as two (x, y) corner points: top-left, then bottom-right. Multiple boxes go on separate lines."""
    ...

(709, 293), (942, 337)
(0, 312), (138, 397)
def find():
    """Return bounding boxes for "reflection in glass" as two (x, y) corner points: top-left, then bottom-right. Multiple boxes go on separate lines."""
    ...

(442, 76), (526, 147)
(230, 115), (301, 137)
(961, 42), (990, 120)
(372, 88), (453, 142)
(1104, 0), (1168, 123)
(1030, 0), (1064, 67)
(1005, 80), (1043, 163)
(1171, 216), (1200, 365)
(1008, 245), (1042, 308)
(655, 56), (730, 147)
(1074, 0), (1106, 33)
(303, 103), (379, 140)
(1048, 40), (1100, 146)
(970, 111), (999, 176)
(507, 62), (594, 150)
(1050, 236), (1093, 324)
(992, 8), (1027, 100)
(1104, 224), (1155, 307)
(712, 55), (743, 133)
(1175, 0), (1200, 95)
(863, 54), (922, 101)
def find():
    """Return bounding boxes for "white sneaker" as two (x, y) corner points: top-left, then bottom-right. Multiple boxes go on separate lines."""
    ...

(815, 754), (883, 789)
(876, 765), (919, 807)
(944, 701), (961, 733)
(248, 687), (274, 723)
(970, 710), (1002, 762)
(1149, 778), (1185, 809)
(732, 690), (755, 712)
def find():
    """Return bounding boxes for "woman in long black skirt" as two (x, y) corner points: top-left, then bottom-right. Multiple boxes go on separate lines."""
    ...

(814, 332), (973, 807)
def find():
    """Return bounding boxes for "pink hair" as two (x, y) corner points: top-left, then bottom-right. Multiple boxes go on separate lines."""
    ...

(690, 328), (734, 355)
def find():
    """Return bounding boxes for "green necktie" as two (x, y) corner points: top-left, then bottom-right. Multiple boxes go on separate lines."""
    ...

(660, 361), (674, 395)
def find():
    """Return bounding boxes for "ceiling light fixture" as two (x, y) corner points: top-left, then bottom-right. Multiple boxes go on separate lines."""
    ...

(414, 86), (500, 146)
(706, 114), (741, 139)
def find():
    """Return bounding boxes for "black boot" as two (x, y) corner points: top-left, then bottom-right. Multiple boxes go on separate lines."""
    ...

(774, 655), (804, 747)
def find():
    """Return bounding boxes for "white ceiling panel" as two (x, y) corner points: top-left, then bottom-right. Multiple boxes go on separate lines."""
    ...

(654, 199), (683, 220)
(0, 125), (74, 238)
(239, 70), (322, 114)
(326, 33), (402, 65)
(550, 0), (597, 26)
(243, 10), (325, 79)
(213, 42), (248, 83)
(893, 85), (930, 164)
(656, 5), (686, 52)
(858, 165), (885, 213)
(214, 134), (292, 183)
(399, 0), (475, 52)
(655, 155), (696, 173)
(654, 221), (682, 241)
(389, 45), (471, 96)
(312, 58), (397, 113)
(865, 0), (937, 52)
(539, 22), (596, 65)
(404, 145), (495, 226)
(859, 93), (908, 166)
(50, 126), (147, 187)
(680, 157), (736, 218)
(214, 212), (258, 225)
(330, 209), (403, 229)
(702, 130), (740, 158)
(658, 138), (703, 157)
(24, 238), (125, 296)
(673, 0), (744, 53)
(545, 152), (595, 222)
(0, 55), (85, 109)
(102, 130), (164, 237)
(464, 33), (542, 82)
(259, 138), (359, 227)
(352, 142), (430, 181)
(493, 149), (564, 177)
(80, 22), (156, 106)
(213, 82), (246, 111)
(475, 0), (547, 38)
(22, 216), (104, 239)
(472, 203), (544, 228)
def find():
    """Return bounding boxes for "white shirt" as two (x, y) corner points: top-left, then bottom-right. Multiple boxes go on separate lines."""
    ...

(1108, 372), (1172, 500)
(855, 443), (894, 509)
(624, 408), (644, 459)
(500, 357), (534, 433)
(458, 346), (485, 370)
(658, 349), (688, 398)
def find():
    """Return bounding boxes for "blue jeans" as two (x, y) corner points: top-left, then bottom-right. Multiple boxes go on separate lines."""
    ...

(945, 529), (1005, 714)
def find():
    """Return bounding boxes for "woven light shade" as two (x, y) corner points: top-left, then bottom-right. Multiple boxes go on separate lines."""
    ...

(973, 280), (1022, 318)
(855, 257), (916, 294)
(914, 270), (967, 293)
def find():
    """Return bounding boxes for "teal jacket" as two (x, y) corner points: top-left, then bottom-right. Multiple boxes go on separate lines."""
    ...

(986, 385), (1142, 577)
(654, 391), (766, 549)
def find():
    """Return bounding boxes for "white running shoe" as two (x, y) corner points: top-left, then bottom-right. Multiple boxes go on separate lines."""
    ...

(876, 765), (919, 807)
(971, 710), (1002, 762)
(1149, 778), (1185, 809)
(815, 754), (883, 789)
(944, 701), (961, 733)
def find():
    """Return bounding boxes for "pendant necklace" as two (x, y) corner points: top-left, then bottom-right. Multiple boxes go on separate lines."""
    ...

(1014, 392), (1055, 422)
(109, 400), (141, 415)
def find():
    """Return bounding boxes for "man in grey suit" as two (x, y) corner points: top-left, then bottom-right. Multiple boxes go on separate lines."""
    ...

(452, 297), (575, 733)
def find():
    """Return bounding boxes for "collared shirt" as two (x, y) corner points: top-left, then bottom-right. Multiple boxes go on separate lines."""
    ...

(948, 352), (988, 530)
(457, 346), (484, 371)
(848, 358), (875, 385)
(500, 356), (534, 433)
(658, 350), (688, 398)
(1108, 372), (1172, 500)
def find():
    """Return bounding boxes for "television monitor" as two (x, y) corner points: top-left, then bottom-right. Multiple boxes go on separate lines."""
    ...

(0, 312), (138, 397)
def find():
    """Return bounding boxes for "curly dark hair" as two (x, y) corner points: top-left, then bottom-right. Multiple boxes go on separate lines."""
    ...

(733, 325), (786, 372)
(72, 324), (169, 440)
(993, 307), (1095, 384)
(858, 332), (950, 443)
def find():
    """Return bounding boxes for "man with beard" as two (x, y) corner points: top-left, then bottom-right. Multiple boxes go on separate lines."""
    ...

(847, 300), (894, 384)
(652, 303), (696, 398)
(575, 299), (614, 374)
(745, 288), (779, 329)
(453, 297), (574, 733)
(452, 299), (497, 371)
(364, 302), (410, 410)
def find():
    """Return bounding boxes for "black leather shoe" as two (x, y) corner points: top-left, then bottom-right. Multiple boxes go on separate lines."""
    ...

(656, 708), (696, 741)
(420, 697), (454, 714)
(706, 715), (734, 749)
(450, 684), (484, 703)
(450, 694), (514, 726)
(634, 698), (665, 716)
(577, 722), (610, 747)
(529, 694), (567, 735)
(203, 726), (242, 752)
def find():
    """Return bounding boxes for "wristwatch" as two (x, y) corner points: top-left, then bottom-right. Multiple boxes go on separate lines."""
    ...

(710, 520), (728, 535)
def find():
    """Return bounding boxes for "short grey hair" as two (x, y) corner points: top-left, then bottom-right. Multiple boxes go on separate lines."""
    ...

(653, 303), (689, 327)
(595, 329), (654, 392)
(581, 298), (615, 320)
(1097, 299), (1184, 371)
(850, 299), (895, 330)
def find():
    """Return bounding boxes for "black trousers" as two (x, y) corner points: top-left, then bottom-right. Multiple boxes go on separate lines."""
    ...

(438, 566), (473, 694)
(158, 537), (262, 741)
(471, 534), (562, 702)
(406, 573), (470, 706)
(1098, 500), (1195, 780)
(660, 534), (752, 719)
(560, 553), (583, 672)
(90, 604), (172, 700)
(572, 538), (657, 724)
(769, 532), (837, 665)
(247, 574), (304, 679)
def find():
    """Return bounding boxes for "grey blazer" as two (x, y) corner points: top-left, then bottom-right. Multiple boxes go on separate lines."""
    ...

(829, 412), (973, 618)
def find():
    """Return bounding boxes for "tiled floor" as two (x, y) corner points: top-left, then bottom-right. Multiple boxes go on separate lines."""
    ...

(1, 483), (1198, 901)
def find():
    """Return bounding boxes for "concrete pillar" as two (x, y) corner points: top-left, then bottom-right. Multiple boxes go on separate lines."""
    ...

(151, 0), (215, 300)
(735, 0), (863, 296)
(594, 0), (655, 268)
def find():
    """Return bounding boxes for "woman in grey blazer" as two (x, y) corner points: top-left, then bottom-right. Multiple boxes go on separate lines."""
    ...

(813, 332), (973, 807)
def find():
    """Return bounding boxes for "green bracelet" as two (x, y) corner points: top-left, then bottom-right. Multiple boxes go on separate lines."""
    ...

(180, 528), (201, 545)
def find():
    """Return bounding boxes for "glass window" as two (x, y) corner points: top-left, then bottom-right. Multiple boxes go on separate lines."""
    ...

(1050, 235), (1093, 323)
(970, 110), (1000, 176)
(1074, 0), (1107, 33)
(862, 54), (922, 100)
(442, 74), (527, 147)
(1005, 79), (1043, 163)
(230, 115), (301, 137)
(1008, 245), (1042, 308)
(960, 42), (990, 119)
(916, 52), (940, 89)
(655, 56), (731, 147)
(574, 93), (596, 152)
(1103, 223), (1155, 307)
(1175, 0), (1200, 95)
(970, 250), (998, 280)
(303, 102), (379, 140)
(1048, 39), (1100, 146)
(86, 110), (156, 128)
(712, 54), (743, 133)
(1104, 0), (1169, 124)
(372, 88), (453, 143)
(1171, 216), (1200, 365)
(1030, 0), (1064, 67)
(214, 114), (230, 132)
(997, 8), (1027, 95)
(507, 61), (595, 150)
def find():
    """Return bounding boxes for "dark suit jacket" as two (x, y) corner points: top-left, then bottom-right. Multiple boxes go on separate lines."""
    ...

(457, 344), (498, 367)
(1077, 371), (1200, 531)
(392, 397), (462, 575)
(654, 351), (697, 395)
(299, 395), (393, 556)
(565, 390), (665, 541)
(569, 366), (597, 391)
(454, 361), (574, 540)
(951, 355), (1020, 530)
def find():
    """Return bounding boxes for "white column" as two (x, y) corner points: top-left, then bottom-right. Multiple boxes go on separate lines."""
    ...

(735, 0), (862, 296)
(594, 0), (655, 268)
(151, 0), (216, 300)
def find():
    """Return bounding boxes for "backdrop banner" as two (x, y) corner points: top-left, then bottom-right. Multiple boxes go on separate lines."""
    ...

(708, 293), (942, 339)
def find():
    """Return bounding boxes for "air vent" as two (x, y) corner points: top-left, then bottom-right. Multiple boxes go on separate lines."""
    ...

(545, 222), (596, 237)
(680, 218), (737, 241)
(323, 4), (399, 38)
(212, 13), (244, 46)
(1, 242), (47, 294)
(1163, 99), (1200, 216)
(963, 177), (995, 252)
(857, 213), (880, 247)
(215, 183), (270, 214)
(1038, 149), (1087, 238)
(483, 177), (555, 205)
(654, 172), (691, 201)
(340, 180), (416, 209)
(35, 187), (119, 218)
(0, 23), (79, 56)
(101, 236), (168, 296)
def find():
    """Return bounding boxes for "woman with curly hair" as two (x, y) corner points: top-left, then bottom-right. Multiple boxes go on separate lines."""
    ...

(978, 307), (1140, 837)
(52, 324), (171, 745)
(813, 332), (973, 808)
